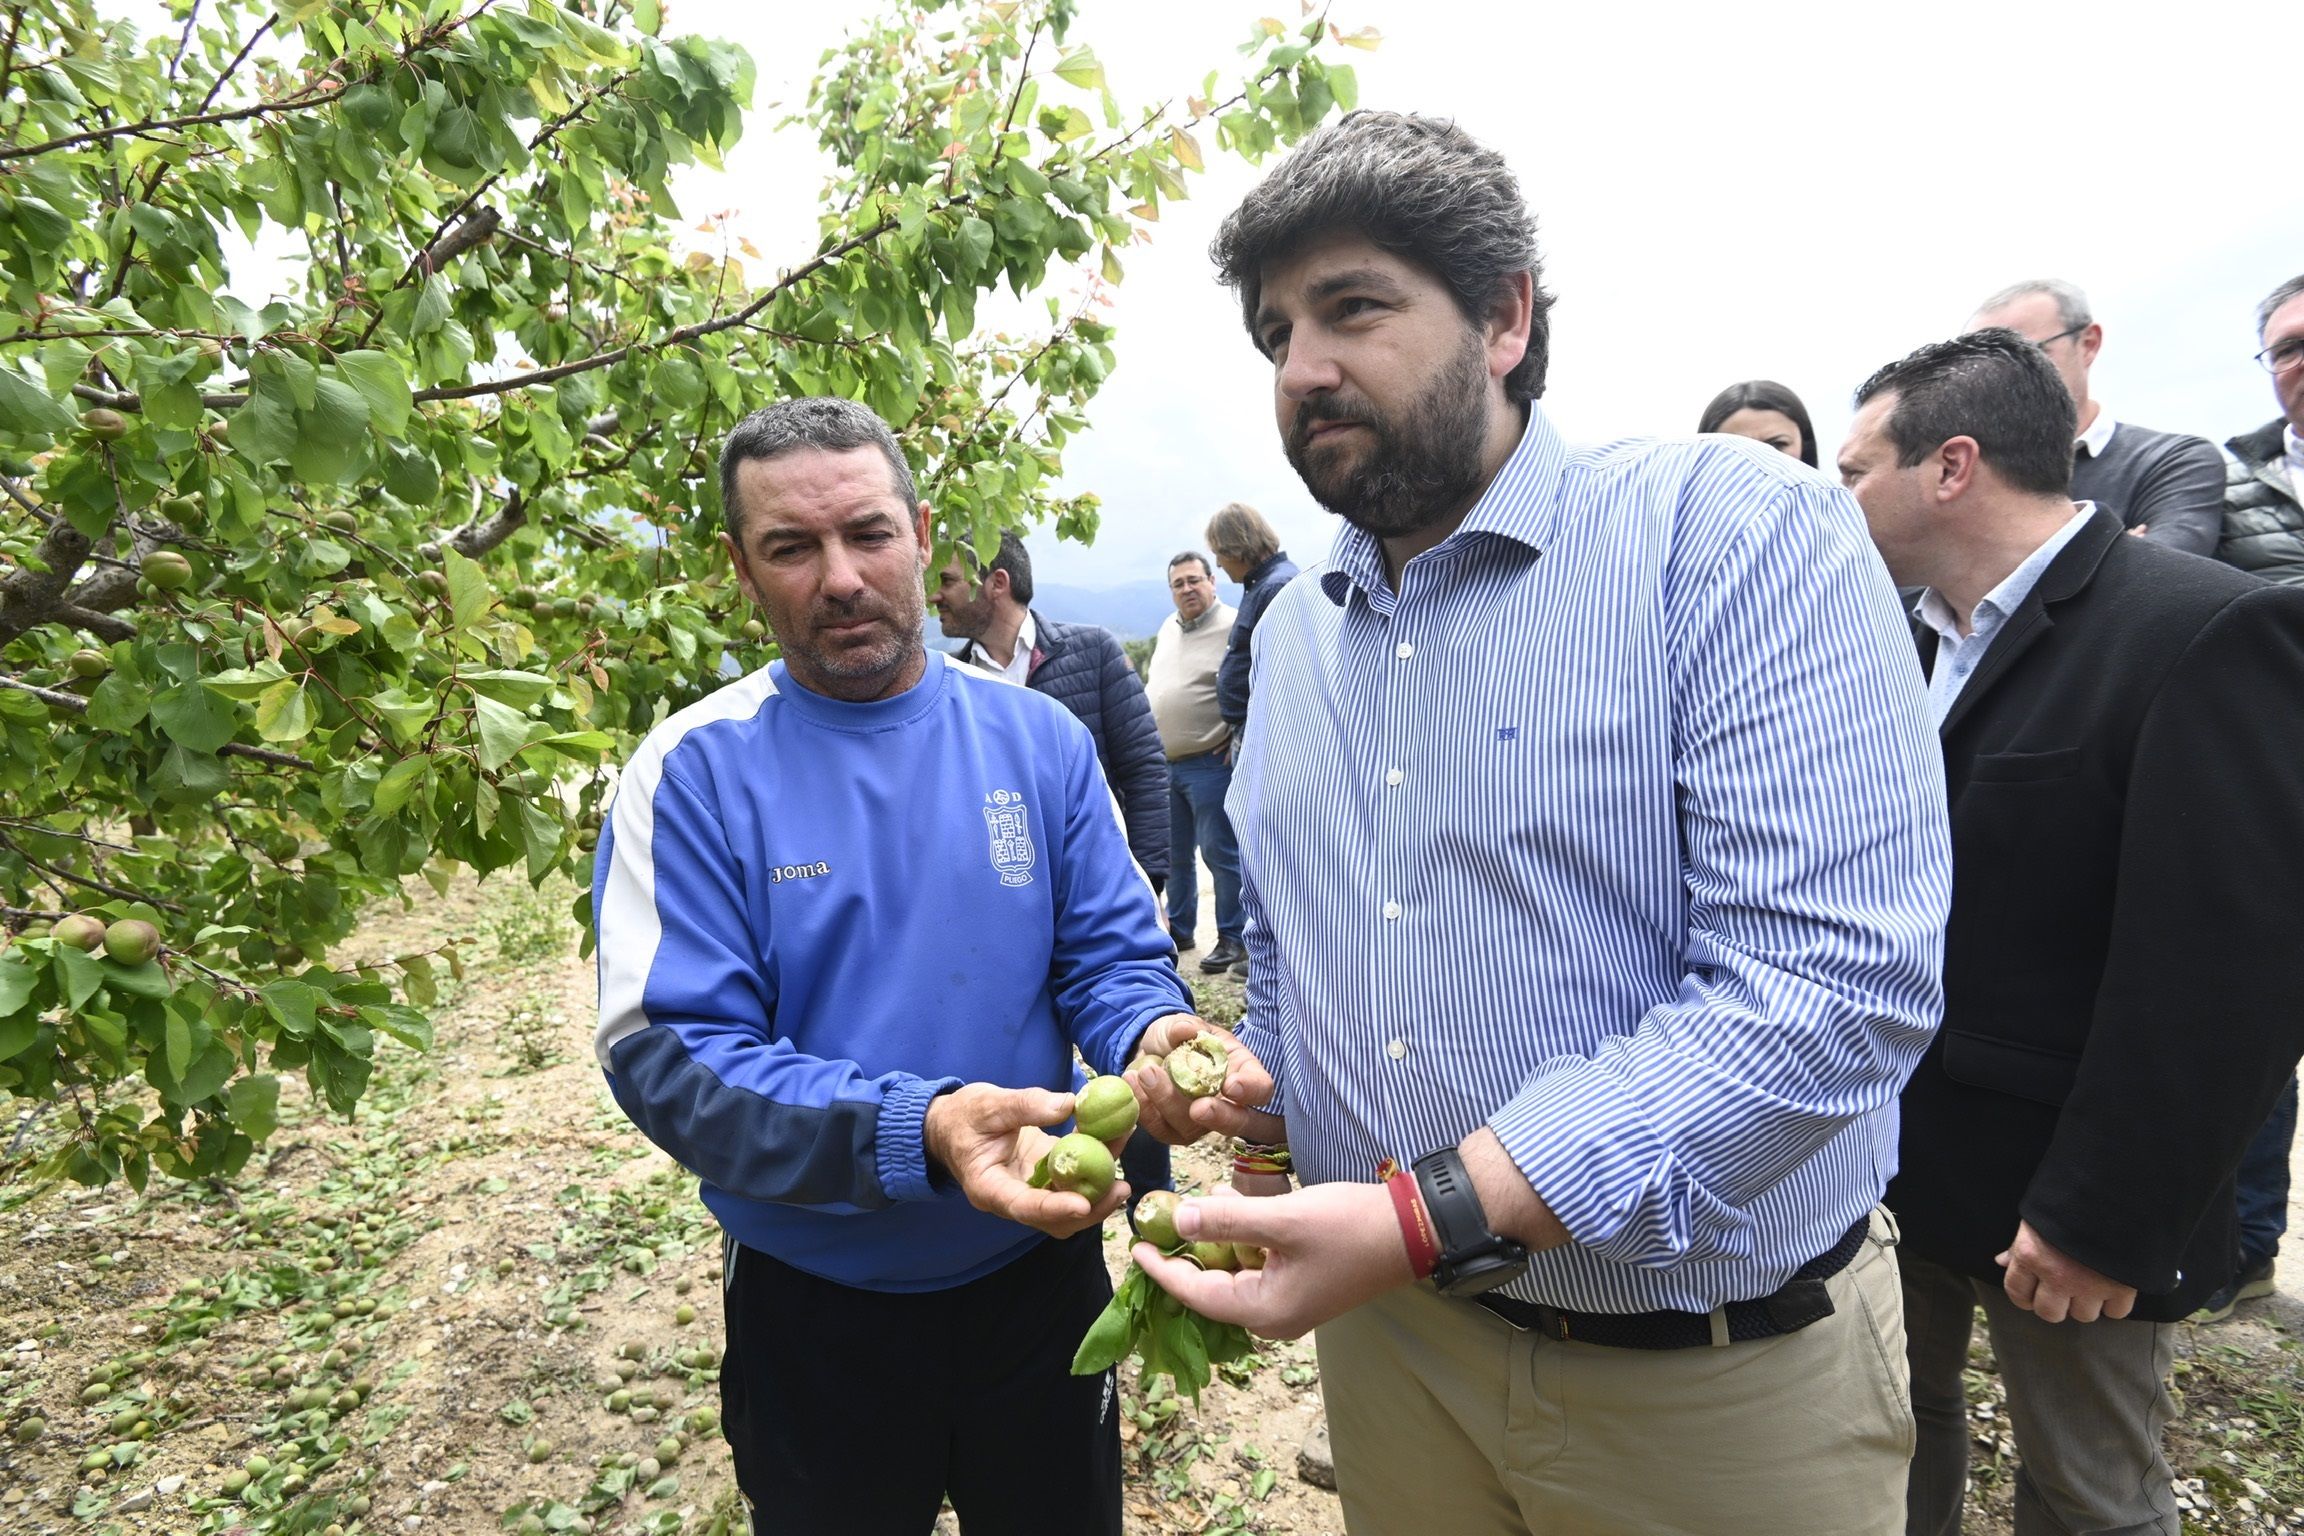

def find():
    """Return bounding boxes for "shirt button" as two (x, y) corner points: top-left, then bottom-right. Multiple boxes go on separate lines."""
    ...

(1395, 641), (1415, 660)
(1385, 768), (1404, 786)
(1387, 1038), (1408, 1060)
(1382, 900), (1402, 920)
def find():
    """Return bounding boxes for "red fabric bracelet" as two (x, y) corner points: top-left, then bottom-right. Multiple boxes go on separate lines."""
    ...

(1378, 1157), (1440, 1281)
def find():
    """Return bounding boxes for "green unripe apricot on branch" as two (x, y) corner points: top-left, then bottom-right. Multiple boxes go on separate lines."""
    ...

(1028, 1132), (1115, 1201)
(54, 913), (107, 952)
(69, 648), (110, 678)
(140, 551), (193, 590)
(81, 408), (128, 441)
(103, 919), (161, 966)
(1164, 1035), (1229, 1098)
(1074, 1074), (1138, 1142)
(415, 570), (450, 597)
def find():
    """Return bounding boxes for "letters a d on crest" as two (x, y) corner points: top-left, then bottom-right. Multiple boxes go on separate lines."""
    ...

(983, 790), (1036, 888)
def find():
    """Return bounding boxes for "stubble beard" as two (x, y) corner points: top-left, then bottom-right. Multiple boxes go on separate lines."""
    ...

(784, 580), (927, 699)
(1283, 330), (1493, 542)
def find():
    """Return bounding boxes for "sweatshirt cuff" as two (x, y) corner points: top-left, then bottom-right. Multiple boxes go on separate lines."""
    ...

(876, 1075), (965, 1203)
(1488, 1058), (1670, 1262)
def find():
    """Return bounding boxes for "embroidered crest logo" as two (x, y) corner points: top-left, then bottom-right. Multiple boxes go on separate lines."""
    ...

(982, 790), (1036, 887)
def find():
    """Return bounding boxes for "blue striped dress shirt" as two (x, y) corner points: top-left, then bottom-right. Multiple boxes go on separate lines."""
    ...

(1227, 408), (1951, 1313)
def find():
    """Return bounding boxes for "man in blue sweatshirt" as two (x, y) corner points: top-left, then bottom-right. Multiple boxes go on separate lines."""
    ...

(592, 396), (1196, 1536)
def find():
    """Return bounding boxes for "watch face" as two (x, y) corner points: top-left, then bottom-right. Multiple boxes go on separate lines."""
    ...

(1439, 1247), (1529, 1298)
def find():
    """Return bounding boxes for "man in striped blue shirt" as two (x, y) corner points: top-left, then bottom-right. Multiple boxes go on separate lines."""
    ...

(1131, 113), (1950, 1535)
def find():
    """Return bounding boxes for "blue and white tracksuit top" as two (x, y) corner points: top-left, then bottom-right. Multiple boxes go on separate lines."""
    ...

(592, 649), (1188, 1292)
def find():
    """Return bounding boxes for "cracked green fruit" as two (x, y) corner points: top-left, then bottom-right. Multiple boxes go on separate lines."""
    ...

(1029, 1132), (1116, 1201)
(1075, 1074), (1138, 1142)
(1165, 1035), (1229, 1098)
(1133, 1189), (1183, 1251)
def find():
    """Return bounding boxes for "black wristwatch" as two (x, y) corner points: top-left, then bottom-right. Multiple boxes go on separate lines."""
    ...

(1412, 1147), (1530, 1297)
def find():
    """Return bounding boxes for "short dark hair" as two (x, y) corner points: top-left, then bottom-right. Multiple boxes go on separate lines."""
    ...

(2259, 274), (2304, 338)
(1211, 111), (1556, 403)
(1697, 379), (1819, 468)
(983, 529), (1032, 606)
(1853, 330), (2077, 498)
(718, 397), (917, 537)
(1167, 551), (1213, 580)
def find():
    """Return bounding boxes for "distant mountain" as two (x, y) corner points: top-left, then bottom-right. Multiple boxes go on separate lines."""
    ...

(930, 578), (1245, 644)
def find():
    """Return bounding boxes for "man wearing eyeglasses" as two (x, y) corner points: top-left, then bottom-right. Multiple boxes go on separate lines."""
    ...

(1968, 279), (2226, 555)
(2220, 273), (2304, 588)
(2189, 273), (2304, 1332)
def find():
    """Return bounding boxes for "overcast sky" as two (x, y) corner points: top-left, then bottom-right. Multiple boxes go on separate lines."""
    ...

(667, 0), (2301, 587)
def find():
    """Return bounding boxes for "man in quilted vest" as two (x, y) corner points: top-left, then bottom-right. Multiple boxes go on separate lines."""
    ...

(2217, 273), (2304, 588)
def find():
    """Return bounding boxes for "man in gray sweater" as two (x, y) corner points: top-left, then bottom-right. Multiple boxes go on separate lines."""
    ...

(1969, 279), (2226, 555)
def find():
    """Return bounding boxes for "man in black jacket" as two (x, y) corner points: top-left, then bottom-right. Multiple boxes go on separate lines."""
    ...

(2218, 272), (2304, 587)
(1837, 330), (2304, 1536)
(932, 531), (1170, 897)
(1206, 502), (1298, 772)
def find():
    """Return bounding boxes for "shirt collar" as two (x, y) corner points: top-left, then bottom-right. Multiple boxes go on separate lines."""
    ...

(2284, 422), (2304, 467)
(2075, 406), (2117, 460)
(1911, 503), (2096, 642)
(1320, 405), (1569, 607)
(1178, 602), (1225, 633)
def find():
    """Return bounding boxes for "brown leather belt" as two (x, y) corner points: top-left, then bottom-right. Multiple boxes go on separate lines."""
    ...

(1475, 1214), (1871, 1350)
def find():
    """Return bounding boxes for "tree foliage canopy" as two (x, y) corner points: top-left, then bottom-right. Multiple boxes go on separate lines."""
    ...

(0, 0), (1365, 1188)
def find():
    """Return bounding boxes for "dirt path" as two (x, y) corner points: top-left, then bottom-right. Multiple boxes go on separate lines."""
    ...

(3, 869), (2298, 1535)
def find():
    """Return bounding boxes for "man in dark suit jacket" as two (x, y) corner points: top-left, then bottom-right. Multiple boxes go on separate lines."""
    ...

(1836, 330), (2304, 1536)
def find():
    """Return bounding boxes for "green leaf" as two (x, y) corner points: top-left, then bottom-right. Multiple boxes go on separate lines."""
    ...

(52, 944), (104, 1011)
(260, 979), (324, 1038)
(334, 352), (411, 435)
(164, 1010), (192, 1080)
(201, 665), (289, 702)
(471, 693), (534, 771)
(462, 669), (554, 708)
(633, 0), (661, 34)
(372, 755), (431, 817)
(228, 385), (300, 465)
(100, 958), (171, 1000)
(300, 376), (370, 446)
(444, 548), (493, 630)
(955, 215), (995, 272)
(1052, 46), (1106, 91)
(152, 743), (230, 803)
(85, 672), (150, 732)
(516, 795), (563, 882)
(0, 366), (79, 439)
(152, 680), (237, 751)
(0, 953), (38, 1017)
(252, 679), (315, 743)
(226, 1073), (281, 1141)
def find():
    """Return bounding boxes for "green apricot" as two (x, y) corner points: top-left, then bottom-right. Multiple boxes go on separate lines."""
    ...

(1164, 1035), (1229, 1098)
(1030, 1132), (1116, 1201)
(1074, 1075), (1139, 1142)
(1132, 1189), (1184, 1250)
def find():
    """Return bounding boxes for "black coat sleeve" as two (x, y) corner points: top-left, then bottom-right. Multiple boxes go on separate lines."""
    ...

(1089, 629), (1171, 886)
(2128, 435), (2230, 558)
(2018, 584), (2304, 1291)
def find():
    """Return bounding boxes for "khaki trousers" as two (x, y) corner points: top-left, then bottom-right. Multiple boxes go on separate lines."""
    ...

(1316, 1211), (1914, 1536)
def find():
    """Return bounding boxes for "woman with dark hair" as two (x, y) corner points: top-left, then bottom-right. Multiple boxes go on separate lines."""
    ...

(1699, 379), (1818, 468)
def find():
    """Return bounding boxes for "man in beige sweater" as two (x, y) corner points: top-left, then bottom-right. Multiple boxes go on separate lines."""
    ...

(1146, 551), (1245, 972)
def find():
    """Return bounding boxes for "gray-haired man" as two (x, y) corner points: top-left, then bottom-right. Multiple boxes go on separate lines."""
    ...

(1967, 278), (2226, 554)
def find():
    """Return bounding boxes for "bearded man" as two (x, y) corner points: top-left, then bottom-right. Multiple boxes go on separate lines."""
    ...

(1123, 112), (1953, 1536)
